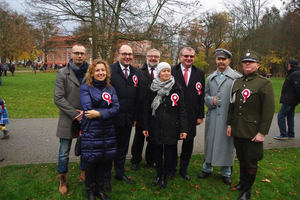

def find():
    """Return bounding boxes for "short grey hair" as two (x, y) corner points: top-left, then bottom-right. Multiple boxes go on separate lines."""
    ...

(147, 49), (160, 57)
(180, 47), (195, 55)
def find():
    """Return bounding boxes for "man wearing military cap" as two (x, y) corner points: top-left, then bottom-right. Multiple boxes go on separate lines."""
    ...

(198, 48), (241, 185)
(275, 59), (300, 140)
(227, 50), (275, 200)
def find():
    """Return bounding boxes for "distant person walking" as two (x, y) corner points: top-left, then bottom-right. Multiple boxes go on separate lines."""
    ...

(2, 63), (8, 76)
(274, 59), (300, 140)
(9, 62), (15, 76)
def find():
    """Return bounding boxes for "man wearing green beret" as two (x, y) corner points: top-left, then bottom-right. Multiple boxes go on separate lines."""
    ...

(226, 51), (275, 200)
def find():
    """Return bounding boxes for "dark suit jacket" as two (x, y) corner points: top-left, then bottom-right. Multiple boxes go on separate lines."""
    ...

(172, 63), (205, 141)
(110, 61), (139, 127)
(136, 63), (153, 125)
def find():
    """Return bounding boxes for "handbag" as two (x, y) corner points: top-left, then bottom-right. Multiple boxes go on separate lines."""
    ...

(74, 131), (82, 156)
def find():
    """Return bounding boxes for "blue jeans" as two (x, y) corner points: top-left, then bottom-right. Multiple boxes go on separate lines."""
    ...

(202, 161), (232, 177)
(57, 138), (84, 174)
(277, 104), (295, 138)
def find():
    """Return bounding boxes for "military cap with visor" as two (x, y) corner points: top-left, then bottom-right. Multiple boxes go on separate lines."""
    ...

(215, 49), (232, 58)
(242, 51), (260, 63)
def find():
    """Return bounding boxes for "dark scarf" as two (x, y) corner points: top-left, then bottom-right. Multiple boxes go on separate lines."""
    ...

(92, 78), (107, 89)
(69, 59), (88, 83)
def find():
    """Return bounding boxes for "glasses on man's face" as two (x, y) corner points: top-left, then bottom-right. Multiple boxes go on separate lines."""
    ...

(147, 55), (159, 59)
(182, 55), (195, 58)
(120, 53), (133, 57)
(72, 52), (85, 56)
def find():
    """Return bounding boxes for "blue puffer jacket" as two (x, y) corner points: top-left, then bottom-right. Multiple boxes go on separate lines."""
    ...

(80, 80), (120, 163)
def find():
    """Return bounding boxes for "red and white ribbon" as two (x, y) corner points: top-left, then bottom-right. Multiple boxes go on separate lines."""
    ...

(196, 82), (203, 95)
(171, 93), (179, 106)
(242, 89), (251, 103)
(132, 75), (138, 87)
(102, 92), (113, 105)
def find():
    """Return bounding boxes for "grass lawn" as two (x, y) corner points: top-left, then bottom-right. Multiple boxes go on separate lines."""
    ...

(0, 147), (299, 199)
(0, 73), (298, 119)
(0, 72), (299, 199)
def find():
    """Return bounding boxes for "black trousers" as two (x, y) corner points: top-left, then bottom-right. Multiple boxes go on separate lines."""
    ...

(171, 138), (194, 174)
(130, 125), (155, 165)
(104, 125), (132, 181)
(85, 161), (105, 193)
(154, 144), (174, 175)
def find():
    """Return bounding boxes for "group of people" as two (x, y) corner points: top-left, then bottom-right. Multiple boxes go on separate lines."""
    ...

(0, 62), (15, 85)
(54, 43), (277, 200)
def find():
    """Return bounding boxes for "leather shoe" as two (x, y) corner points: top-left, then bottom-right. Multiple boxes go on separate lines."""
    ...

(103, 181), (111, 192)
(0, 157), (4, 162)
(87, 193), (96, 200)
(115, 175), (135, 184)
(131, 163), (139, 171)
(198, 171), (212, 179)
(151, 175), (161, 186)
(95, 191), (110, 200)
(159, 175), (167, 189)
(222, 176), (232, 185)
(180, 172), (191, 181)
(147, 162), (156, 168)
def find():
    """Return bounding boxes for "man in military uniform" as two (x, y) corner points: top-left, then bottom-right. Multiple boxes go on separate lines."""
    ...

(198, 49), (241, 185)
(226, 51), (275, 200)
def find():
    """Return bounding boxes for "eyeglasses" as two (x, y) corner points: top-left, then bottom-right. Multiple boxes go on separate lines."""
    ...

(120, 53), (133, 57)
(147, 55), (159, 59)
(182, 55), (195, 58)
(72, 52), (85, 56)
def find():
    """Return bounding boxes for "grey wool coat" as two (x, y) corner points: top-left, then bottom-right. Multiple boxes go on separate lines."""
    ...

(204, 67), (241, 166)
(54, 65), (86, 139)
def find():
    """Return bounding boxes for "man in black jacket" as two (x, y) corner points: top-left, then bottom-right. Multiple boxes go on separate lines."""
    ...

(130, 49), (159, 171)
(171, 47), (205, 180)
(275, 59), (300, 140)
(104, 44), (139, 191)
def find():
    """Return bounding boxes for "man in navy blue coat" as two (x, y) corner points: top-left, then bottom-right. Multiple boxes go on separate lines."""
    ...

(104, 44), (139, 191)
(171, 47), (205, 180)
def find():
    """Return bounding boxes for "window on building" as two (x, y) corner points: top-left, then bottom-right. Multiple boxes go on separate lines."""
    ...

(54, 53), (57, 61)
(68, 53), (71, 60)
(50, 54), (53, 61)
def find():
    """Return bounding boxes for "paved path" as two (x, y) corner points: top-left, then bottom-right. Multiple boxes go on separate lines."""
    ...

(1, 114), (300, 167)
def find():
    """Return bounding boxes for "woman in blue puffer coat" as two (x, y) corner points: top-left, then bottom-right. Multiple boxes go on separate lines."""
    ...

(80, 59), (120, 200)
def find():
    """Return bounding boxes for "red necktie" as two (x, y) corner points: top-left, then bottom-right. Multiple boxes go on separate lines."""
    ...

(150, 68), (154, 80)
(184, 68), (188, 86)
(124, 68), (128, 79)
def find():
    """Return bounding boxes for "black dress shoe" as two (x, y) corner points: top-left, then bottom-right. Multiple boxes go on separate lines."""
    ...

(87, 193), (96, 200)
(0, 157), (4, 162)
(147, 162), (156, 168)
(95, 191), (110, 200)
(131, 163), (139, 171)
(180, 173), (191, 181)
(159, 175), (167, 189)
(198, 171), (212, 179)
(115, 175), (135, 184)
(103, 181), (111, 192)
(151, 175), (161, 186)
(222, 176), (232, 185)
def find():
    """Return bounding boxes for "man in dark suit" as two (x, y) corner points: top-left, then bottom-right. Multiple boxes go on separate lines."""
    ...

(130, 49), (160, 171)
(104, 44), (139, 191)
(171, 47), (205, 180)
